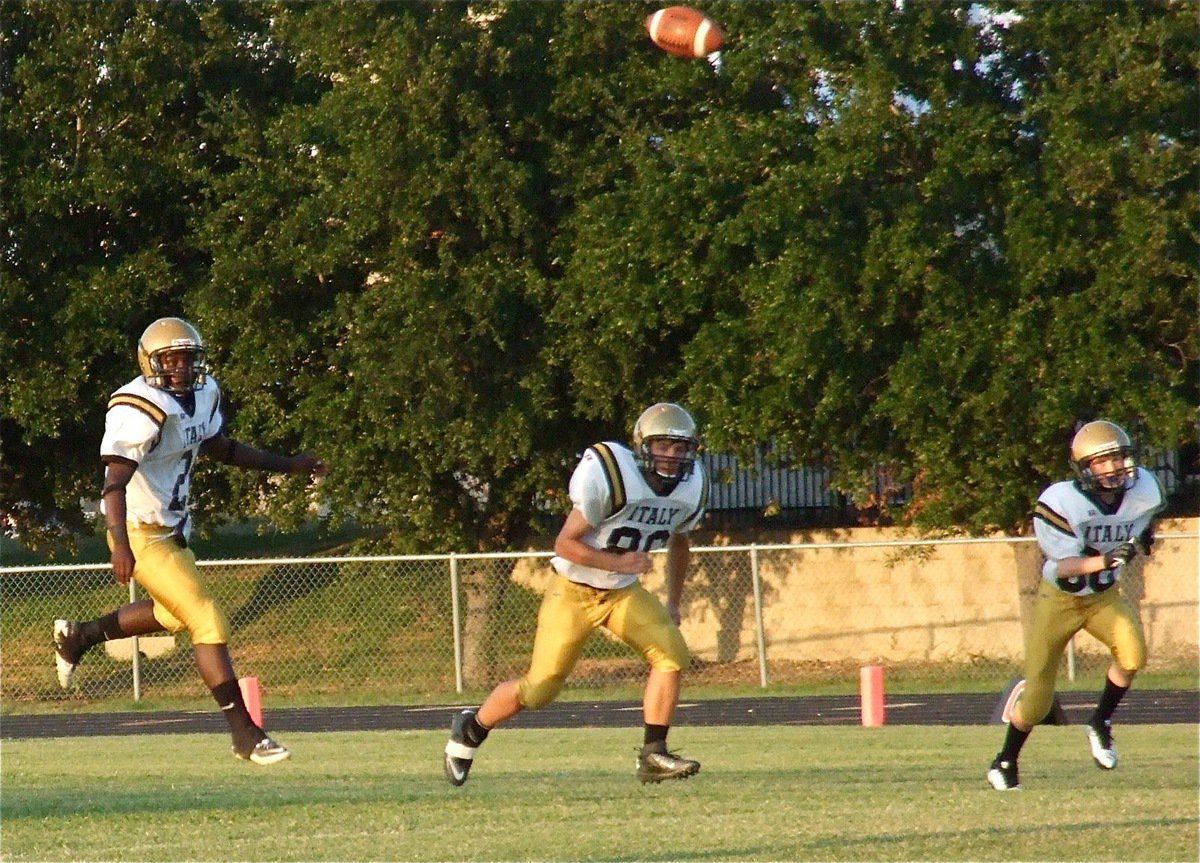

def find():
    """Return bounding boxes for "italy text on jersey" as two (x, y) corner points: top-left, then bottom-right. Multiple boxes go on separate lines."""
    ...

(550, 442), (707, 591)
(1033, 468), (1164, 596)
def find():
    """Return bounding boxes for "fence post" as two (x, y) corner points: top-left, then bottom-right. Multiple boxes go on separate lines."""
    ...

(750, 545), (769, 687)
(450, 553), (464, 694)
(1066, 635), (1076, 682)
(129, 577), (142, 701)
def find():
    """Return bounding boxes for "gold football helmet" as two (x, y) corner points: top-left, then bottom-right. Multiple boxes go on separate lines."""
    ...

(1070, 420), (1137, 492)
(137, 317), (209, 393)
(632, 402), (700, 480)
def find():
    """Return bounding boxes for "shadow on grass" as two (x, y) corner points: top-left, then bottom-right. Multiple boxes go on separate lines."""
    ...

(798, 815), (1198, 853)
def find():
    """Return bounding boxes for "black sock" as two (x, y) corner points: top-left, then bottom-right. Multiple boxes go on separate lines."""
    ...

(643, 724), (669, 749)
(997, 723), (1031, 763)
(464, 712), (490, 747)
(77, 611), (124, 649)
(211, 679), (261, 747)
(1091, 677), (1129, 726)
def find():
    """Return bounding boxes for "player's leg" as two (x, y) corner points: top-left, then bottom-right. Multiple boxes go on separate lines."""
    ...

(443, 677), (525, 786)
(644, 666), (681, 727)
(1080, 591), (1146, 769)
(607, 583), (699, 783)
(988, 581), (1083, 790)
(444, 576), (597, 786)
(132, 527), (288, 765)
(53, 599), (161, 689)
(54, 523), (174, 688)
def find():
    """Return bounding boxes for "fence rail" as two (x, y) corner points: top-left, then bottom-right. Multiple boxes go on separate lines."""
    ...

(698, 449), (1189, 513)
(3, 535), (1196, 709)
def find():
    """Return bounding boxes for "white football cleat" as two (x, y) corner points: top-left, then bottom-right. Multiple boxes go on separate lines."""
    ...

(1087, 720), (1118, 769)
(53, 619), (81, 689)
(233, 735), (291, 766)
(987, 758), (1021, 790)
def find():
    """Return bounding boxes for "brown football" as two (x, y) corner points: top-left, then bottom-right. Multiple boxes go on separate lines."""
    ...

(645, 6), (725, 59)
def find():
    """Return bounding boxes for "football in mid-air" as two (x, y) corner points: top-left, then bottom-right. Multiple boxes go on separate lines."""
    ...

(645, 6), (725, 59)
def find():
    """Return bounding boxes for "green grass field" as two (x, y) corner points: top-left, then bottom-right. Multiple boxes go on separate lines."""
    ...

(2, 725), (1196, 862)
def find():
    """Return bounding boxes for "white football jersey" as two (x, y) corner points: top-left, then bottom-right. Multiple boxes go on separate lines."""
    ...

(100, 375), (224, 535)
(551, 442), (708, 590)
(1033, 467), (1165, 595)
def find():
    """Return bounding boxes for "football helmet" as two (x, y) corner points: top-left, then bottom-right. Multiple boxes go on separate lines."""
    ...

(632, 403), (700, 481)
(1070, 420), (1137, 492)
(137, 317), (209, 393)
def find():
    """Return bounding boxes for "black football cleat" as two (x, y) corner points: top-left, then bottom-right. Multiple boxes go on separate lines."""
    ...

(636, 744), (700, 784)
(233, 735), (291, 766)
(444, 709), (480, 787)
(987, 757), (1021, 790)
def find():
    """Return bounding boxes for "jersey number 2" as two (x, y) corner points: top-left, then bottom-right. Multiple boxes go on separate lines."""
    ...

(168, 450), (194, 513)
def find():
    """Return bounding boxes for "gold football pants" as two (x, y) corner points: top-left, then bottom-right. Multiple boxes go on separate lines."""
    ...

(111, 523), (231, 645)
(517, 575), (690, 709)
(1015, 579), (1146, 727)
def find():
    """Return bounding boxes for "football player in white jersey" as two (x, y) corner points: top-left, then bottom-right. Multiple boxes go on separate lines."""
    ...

(987, 420), (1164, 790)
(53, 317), (328, 765)
(444, 403), (709, 786)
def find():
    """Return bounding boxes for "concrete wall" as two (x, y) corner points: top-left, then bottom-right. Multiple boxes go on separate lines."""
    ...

(666, 518), (1199, 666)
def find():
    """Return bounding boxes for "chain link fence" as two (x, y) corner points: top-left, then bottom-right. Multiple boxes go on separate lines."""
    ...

(3, 535), (1196, 710)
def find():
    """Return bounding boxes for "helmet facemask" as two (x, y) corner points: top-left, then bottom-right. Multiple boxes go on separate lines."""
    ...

(137, 318), (209, 393)
(1076, 448), (1137, 492)
(1070, 421), (1137, 493)
(632, 403), (700, 484)
(144, 347), (208, 393)
(639, 436), (699, 482)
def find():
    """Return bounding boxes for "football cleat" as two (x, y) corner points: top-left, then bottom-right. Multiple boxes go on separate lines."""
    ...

(53, 619), (82, 690)
(233, 735), (291, 766)
(636, 745), (701, 784)
(1086, 720), (1118, 769)
(987, 758), (1021, 791)
(444, 709), (480, 787)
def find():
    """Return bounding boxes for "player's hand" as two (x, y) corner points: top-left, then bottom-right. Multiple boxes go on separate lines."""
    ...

(1138, 525), (1155, 556)
(612, 550), (652, 574)
(111, 545), (136, 586)
(1103, 542), (1138, 570)
(292, 453), (329, 478)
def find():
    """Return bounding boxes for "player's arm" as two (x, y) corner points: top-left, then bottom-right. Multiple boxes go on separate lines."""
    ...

(1034, 497), (1137, 577)
(1051, 540), (1141, 578)
(201, 432), (328, 477)
(1051, 553), (1119, 578)
(554, 509), (650, 575)
(100, 459), (137, 586)
(663, 532), (691, 625)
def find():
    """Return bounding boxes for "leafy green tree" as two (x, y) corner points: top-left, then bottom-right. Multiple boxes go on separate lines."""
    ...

(552, 1), (1196, 533)
(4, 1), (1195, 556)
(1, 1), (287, 546)
(872, 1), (1198, 529)
(191, 2), (572, 551)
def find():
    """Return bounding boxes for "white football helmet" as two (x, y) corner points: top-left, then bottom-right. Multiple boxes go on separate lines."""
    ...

(137, 317), (209, 393)
(1070, 420), (1137, 492)
(632, 402), (700, 481)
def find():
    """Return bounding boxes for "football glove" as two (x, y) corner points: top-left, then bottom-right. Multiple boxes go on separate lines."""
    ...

(1138, 525), (1155, 556)
(1103, 542), (1138, 569)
